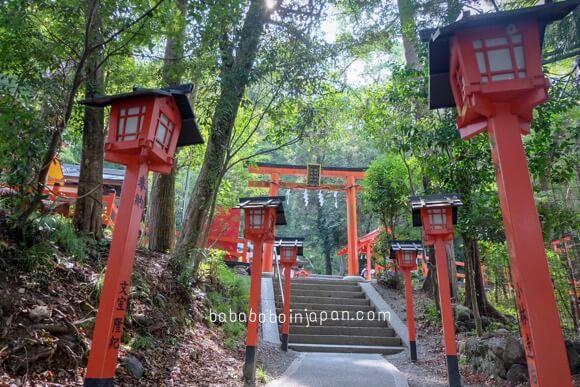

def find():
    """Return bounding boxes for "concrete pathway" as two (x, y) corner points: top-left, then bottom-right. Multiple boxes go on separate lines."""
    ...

(266, 352), (408, 387)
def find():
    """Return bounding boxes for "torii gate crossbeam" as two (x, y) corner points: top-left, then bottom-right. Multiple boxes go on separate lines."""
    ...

(248, 163), (366, 276)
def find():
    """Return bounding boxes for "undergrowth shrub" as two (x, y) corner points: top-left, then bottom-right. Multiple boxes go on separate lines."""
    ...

(423, 301), (440, 326)
(29, 215), (87, 260)
(0, 214), (87, 270)
(203, 250), (250, 350)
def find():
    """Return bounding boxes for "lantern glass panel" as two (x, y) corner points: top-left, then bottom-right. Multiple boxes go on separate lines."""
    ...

(154, 113), (175, 151)
(283, 248), (293, 258)
(486, 37), (508, 47)
(248, 208), (266, 230)
(471, 31), (527, 84)
(402, 251), (414, 265)
(488, 48), (512, 72)
(117, 106), (146, 141)
(428, 208), (447, 229)
(476, 52), (487, 73)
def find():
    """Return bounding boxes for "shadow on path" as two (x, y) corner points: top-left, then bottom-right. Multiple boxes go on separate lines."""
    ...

(266, 352), (408, 387)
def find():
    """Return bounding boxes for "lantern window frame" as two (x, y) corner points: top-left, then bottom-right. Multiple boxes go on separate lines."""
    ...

(470, 29), (527, 84)
(154, 112), (176, 151)
(248, 208), (267, 230)
(410, 194), (462, 228)
(237, 196), (287, 239)
(418, 1), (580, 110)
(274, 237), (304, 265)
(390, 240), (423, 270)
(402, 250), (415, 266)
(117, 105), (147, 142)
(282, 247), (294, 259)
(427, 207), (448, 230)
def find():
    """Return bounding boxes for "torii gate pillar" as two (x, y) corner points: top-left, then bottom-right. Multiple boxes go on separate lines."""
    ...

(346, 175), (359, 276)
(262, 173), (280, 273)
(248, 163), (365, 276)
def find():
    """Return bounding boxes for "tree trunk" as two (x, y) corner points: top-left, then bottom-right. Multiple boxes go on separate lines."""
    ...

(464, 239), (483, 336)
(16, 4), (96, 226)
(73, 0), (104, 238)
(422, 246), (439, 307)
(324, 250), (332, 275)
(338, 256), (345, 276)
(315, 192), (333, 275)
(463, 235), (507, 322)
(148, 170), (177, 252)
(563, 246), (580, 331)
(172, 0), (270, 281)
(147, 0), (187, 253)
(396, 0), (420, 69)
(446, 242), (458, 301)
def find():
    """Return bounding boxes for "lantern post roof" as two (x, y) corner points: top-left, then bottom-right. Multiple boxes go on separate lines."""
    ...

(274, 237), (305, 255)
(410, 193), (463, 210)
(410, 193), (462, 227)
(390, 240), (423, 252)
(79, 83), (204, 146)
(236, 196), (287, 226)
(419, 0), (580, 109)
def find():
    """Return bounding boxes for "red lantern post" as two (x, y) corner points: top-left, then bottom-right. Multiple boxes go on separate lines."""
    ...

(390, 240), (422, 361)
(80, 84), (203, 386)
(411, 194), (462, 387)
(237, 196), (286, 383)
(421, 3), (578, 386)
(275, 237), (304, 351)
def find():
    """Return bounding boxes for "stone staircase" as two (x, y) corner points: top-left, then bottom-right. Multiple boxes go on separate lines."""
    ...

(273, 277), (405, 354)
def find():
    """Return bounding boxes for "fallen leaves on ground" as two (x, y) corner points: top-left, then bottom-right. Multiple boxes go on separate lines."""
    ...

(0, 249), (245, 386)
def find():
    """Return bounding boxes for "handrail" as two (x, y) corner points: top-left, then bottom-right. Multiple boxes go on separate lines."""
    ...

(274, 246), (284, 306)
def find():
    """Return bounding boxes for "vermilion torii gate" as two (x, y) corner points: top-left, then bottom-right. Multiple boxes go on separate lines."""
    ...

(248, 163), (365, 276)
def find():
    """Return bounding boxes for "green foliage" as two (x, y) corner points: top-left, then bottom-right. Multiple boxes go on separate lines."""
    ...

(0, 214), (87, 270)
(547, 249), (576, 334)
(29, 215), (86, 260)
(422, 301), (440, 326)
(203, 250), (249, 348)
(132, 270), (153, 302)
(128, 334), (157, 351)
(379, 270), (403, 289)
(362, 154), (409, 236)
(92, 267), (106, 304)
(256, 366), (269, 384)
(480, 241), (516, 317)
(481, 240), (578, 334)
(0, 84), (47, 215)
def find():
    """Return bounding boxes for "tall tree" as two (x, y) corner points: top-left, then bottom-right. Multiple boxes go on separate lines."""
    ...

(148, 0), (188, 252)
(396, 0), (420, 69)
(73, 0), (105, 238)
(173, 0), (275, 280)
(10, 0), (167, 226)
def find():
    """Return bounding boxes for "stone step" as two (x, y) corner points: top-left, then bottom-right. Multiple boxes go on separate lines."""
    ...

(287, 282), (361, 292)
(288, 343), (404, 355)
(273, 288), (366, 299)
(307, 274), (345, 280)
(290, 317), (389, 328)
(290, 325), (396, 337)
(274, 295), (370, 306)
(289, 278), (359, 285)
(280, 303), (375, 312)
(290, 334), (402, 347)
(282, 278), (358, 286)
(276, 310), (390, 325)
